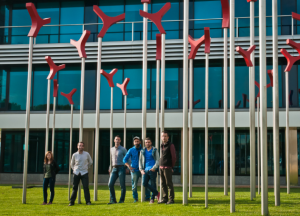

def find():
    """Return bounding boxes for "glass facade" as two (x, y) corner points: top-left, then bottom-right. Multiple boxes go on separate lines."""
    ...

(1, 0), (300, 44)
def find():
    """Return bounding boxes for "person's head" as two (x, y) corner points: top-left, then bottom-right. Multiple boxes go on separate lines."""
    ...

(144, 137), (152, 148)
(161, 131), (169, 143)
(44, 151), (53, 164)
(77, 142), (84, 152)
(133, 136), (141, 148)
(114, 135), (121, 147)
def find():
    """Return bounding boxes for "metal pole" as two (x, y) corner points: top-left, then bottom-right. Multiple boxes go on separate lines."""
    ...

(189, 59), (193, 198)
(68, 104), (74, 200)
(229, 0), (235, 212)
(205, 53), (209, 208)
(51, 97), (56, 155)
(94, 37), (102, 201)
(259, 0), (268, 214)
(223, 27), (228, 197)
(156, 59), (160, 191)
(124, 95), (127, 149)
(286, 72), (290, 194)
(250, 1), (256, 201)
(45, 79), (51, 153)
(110, 87), (113, 176)
(272, 0), (280, 206)
(22, 36), (33, 204)
(257, 97), (260, 195)
(78, 57), (86, 204)
(160, 33), (166, 201)
(141, 1), (148, 202)
(183, 0), (189, 205)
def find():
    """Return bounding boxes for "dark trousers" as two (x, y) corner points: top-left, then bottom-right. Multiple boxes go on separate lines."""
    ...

(43, 177), (55, 203)
(160, 168), (174, 202)
(70, 173), (90, 204)
(142, 170), (158, 200)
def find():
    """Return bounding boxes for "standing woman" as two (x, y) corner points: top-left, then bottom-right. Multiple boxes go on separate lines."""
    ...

(42, 151), (60, 205)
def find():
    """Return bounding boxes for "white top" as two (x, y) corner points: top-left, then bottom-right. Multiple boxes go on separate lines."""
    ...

(70, 151), (93, 175)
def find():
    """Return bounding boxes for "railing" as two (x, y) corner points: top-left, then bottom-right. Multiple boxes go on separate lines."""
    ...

(0, 15), (296, 45)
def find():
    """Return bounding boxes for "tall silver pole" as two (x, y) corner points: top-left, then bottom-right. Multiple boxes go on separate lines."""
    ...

(156, 59), (160, 191)
(189, 59), (193, 198)
(51, 97), (56, 155)
(160, 33), (166, 201)
(250, 1), (256, 201)
(110, 87), (113, 176)
(22, 36), (33, 204)
(286, 72), (290, 194)
(259, 0), (268, 214)
(229, 0), (235, 212)
(78, 57), (86, 204)
(124, 95), (127, 149)
(68, 104), (74, 200)
(141, 2), (148, 202)
(272, 0), (280, 205)
(183, 0), (189, 205)
(257, 97), (260, 195)
(205, 53), (209, 208)
(94, 37), (102, 201)
(223, 27), (228, 197)
(45, 79), (51, 153)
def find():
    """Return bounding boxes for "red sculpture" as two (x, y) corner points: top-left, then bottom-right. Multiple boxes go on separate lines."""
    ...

(93, 6), (125, 38)
(117, 78), (130, 96)
(139, 2), (171, 34)
(53, 79), (58, 98)
(61, 89), (77, 105)
(141, 0), (151, 3)
(281, 39), (300, 72)
(100, 68), (118, 88)
(220, 0), (230, 28)
(236, 45), (256, 67)
(70, 30), (91, 58)
(26, 3), (51, 38)
(188, 99), (201, 108)
(45, 56), (65, 80)
(156, 34), (162, 60)
(247, 0), (257, 2)
(292, 12), (300, 21)
(268, 70), (273, 87)
(204, 27), (211, 54)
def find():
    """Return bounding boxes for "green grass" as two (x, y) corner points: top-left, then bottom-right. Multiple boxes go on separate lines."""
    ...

(0, 185), (299, 215)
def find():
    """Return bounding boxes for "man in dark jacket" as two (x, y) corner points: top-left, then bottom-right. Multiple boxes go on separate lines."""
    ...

(158, 131), (176, 205)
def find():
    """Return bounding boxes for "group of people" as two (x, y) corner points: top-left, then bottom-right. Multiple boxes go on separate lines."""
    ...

(42, 131), (176, 206)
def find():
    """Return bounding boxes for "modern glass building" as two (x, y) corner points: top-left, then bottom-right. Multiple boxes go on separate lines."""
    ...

(0, 0), (299, 185)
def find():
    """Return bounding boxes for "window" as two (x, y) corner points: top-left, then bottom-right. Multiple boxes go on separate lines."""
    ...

(125, 0), (144, 41)
(0, 5), (10, 44)
(11, 4), (31, 44)
(0, 70), (7, 110)
(165, 64), (179, 109)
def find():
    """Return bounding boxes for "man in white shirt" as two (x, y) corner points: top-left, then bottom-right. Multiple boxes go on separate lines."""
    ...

(69, 142), (93, 206)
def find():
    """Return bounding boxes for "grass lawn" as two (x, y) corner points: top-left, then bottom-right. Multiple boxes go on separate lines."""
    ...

(0, 185), (299, 215)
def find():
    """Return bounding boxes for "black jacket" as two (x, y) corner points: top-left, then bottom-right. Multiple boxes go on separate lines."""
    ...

(43, 160), (60, 179)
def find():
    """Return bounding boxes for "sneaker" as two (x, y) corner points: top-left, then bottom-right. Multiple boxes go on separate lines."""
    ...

(86, 202), (91, 205)
(68, 203), (74, 206)
(166, 200), (174, 205)
(107, 201), (117, 205)
(41, 202), (47, 205)
(133, 199), (138, 203)
(156, 192), (160, 202)
(158, 200), (167, 204)
(118, 201), (124, 204)
(150, 199), (154, 204)
(47, 202), (52, 205)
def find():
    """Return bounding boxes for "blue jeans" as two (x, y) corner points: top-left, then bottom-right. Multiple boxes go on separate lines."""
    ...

(142, 170), (158, 200)
(43, 177), (55, 203)
(131, 170), (150, 200)
(108, 166), (126, 203)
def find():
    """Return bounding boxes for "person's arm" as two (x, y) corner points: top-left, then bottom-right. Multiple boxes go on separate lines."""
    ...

(123, 149), (134, 172)
(151, 149), (160, 171)
(70, 154), (75, 170)
(170, 144), (177, 168)
(88, 153), (93, 168)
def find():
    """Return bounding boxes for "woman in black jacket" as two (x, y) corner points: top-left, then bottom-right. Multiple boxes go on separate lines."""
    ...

(42, 151), (60, 205)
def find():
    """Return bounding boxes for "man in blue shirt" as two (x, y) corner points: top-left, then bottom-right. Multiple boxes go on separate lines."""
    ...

(139, 137), (160, 204)
(123, 136), (150, 202)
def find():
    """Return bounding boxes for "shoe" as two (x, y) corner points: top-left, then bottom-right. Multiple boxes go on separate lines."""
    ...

(166, 200), (174, 205)
(41, 202), (47, 205)
(107, 201), (117, 205)
(158, 200), (167, 204)
(133, 199), (138, 203)
(86, 202), (91, 205)
(150, 199), (154, 204)
(156, 192), (160, 201)
(68, 203), (74, 206)
(118, 201), (124, 203)
(47, 202), (52, 205)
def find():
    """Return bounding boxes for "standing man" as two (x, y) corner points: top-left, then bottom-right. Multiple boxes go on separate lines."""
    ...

(158, 131), (176, 205)
(139, 137), (160, 204)
(69, 142), (93, 206)
(108, 135), (127, 204)
(123, 136), (150, 202)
